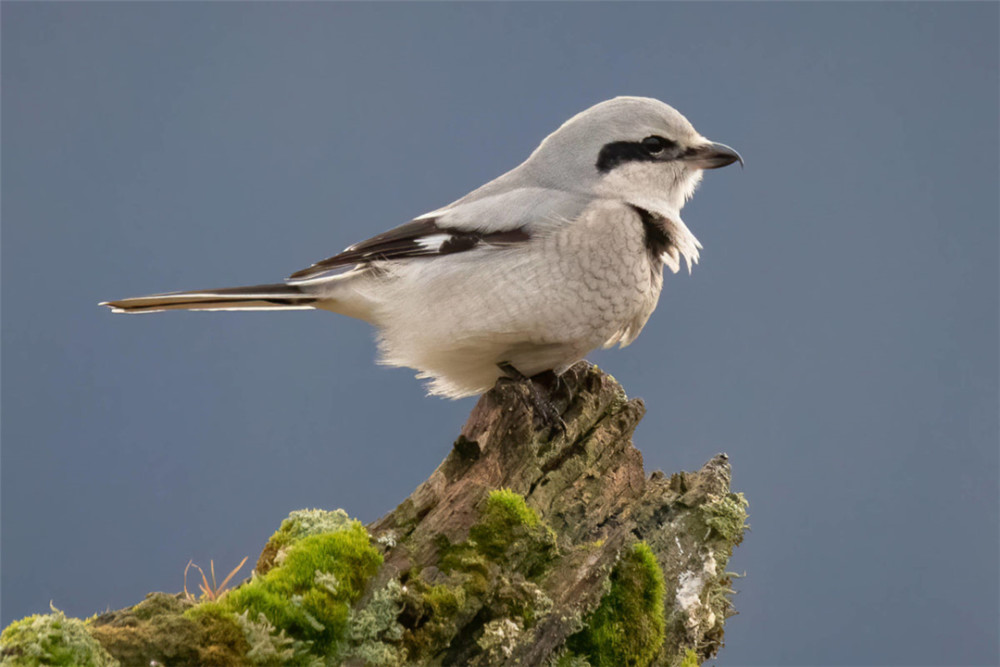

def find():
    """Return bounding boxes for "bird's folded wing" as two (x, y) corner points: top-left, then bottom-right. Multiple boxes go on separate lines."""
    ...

(286, 219), (531, 281)
(287, 188), (591, 282)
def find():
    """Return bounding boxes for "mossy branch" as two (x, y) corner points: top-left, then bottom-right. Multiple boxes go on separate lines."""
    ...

(1, 363), (748, 667)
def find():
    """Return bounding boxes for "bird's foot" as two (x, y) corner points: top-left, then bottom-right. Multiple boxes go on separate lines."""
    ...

(527, 368), (575, 410)
(496, 362), (568, 438)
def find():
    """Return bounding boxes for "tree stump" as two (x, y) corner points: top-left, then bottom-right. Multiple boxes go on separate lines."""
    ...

(2, 363), (747, 667)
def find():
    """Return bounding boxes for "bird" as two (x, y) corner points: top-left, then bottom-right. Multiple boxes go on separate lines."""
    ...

(102, 96), (741, 399)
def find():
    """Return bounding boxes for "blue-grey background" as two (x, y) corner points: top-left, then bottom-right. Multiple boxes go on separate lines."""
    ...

(2, 3), (997, 665)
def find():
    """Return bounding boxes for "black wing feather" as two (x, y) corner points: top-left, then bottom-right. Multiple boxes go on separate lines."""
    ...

(289, 218), (529, 280)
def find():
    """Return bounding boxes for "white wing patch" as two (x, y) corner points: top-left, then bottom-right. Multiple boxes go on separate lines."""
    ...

(416, 234), (454, 252)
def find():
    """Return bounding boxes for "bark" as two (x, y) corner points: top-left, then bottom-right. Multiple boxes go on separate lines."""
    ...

(362, 362), (747, 666)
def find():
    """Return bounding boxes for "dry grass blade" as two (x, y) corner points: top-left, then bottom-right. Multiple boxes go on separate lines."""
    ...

(184, 559), (209, 602)
(183, 556), (249, 602)
(183, 559), (197, 601)
(197, 563), (212, 598)
(198, 569), (212, 599)
(215, 556), (249, 594)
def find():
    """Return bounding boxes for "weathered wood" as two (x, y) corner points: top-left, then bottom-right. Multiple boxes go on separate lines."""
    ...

(364, 362), (747, 666)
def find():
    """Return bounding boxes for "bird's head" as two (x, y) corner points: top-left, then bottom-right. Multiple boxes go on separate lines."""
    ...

(524, 96), (741, 216)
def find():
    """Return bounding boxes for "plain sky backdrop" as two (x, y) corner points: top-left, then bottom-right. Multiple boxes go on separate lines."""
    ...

(2, 3), (997, 665)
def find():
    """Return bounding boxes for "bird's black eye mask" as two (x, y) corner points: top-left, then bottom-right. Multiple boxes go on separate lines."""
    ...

(595, 135), (683, 173)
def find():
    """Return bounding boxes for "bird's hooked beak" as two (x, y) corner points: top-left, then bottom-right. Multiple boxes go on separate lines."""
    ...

(682, 141), (743, 170)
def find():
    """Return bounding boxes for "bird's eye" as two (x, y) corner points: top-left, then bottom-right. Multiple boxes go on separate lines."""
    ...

(641, 136), (674, 156)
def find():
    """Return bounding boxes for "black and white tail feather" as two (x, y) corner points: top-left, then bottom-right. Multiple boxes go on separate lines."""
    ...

(100, 284), (317, 313)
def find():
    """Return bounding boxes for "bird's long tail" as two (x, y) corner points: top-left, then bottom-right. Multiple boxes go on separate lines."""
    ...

(100, 283), (317, 314)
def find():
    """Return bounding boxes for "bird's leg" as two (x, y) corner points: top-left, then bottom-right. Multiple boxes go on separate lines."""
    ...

(497, 363), (573, 406)
(526, 369), (574, 409)
(497, 361), (529, 383)
(496, 362), (568, 437)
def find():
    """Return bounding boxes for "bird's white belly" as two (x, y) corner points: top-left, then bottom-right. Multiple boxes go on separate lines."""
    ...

(360, 203), (663, 397)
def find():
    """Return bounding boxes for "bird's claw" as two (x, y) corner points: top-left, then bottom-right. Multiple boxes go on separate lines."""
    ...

(496, 363), (569, 438)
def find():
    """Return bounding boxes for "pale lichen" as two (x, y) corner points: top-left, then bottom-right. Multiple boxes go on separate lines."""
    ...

(477, 618), (523, 661)
(675, 552), (718, 635)
(0, 606), (119, 667)
(280, 509), (352, 540)
(700, 493), (749, 547)
(343, 579), (405, 666)
(234, 611), (318, 667)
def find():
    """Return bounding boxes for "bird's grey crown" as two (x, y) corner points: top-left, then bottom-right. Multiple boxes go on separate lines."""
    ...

(442, 97), (701, 202)
(518, 96), (700, 188)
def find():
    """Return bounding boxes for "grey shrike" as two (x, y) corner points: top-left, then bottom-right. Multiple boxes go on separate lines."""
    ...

(102, 97), (741, 399)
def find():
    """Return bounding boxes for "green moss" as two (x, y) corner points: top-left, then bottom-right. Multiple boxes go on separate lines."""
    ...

(565, 542), (666, 667)
(398, 578), (469, 662)
(182, 601), (245, 647)
(700, 493), (748, 545)
(0, 606), (119, 667)
(257, 509), (353, 574)
(555, 653), (594, 667)
(678, 647), (700, 667)
(422, 584), (464, 619)
(437, 536), (491, 595)
(476, 489), (539, 531)
(599, 371), (629, 410)
(224, 520), (382, 658)
(88, 593), (248, 666)
(396, 489), (561, 661)
(468, 489), (557, 578)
